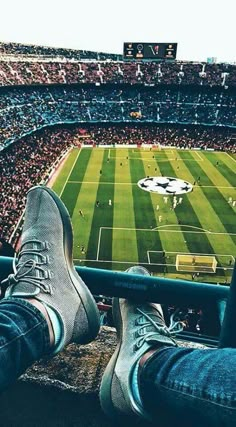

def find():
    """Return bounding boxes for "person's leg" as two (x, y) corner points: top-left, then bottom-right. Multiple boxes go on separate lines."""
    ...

(0, 298), (51, 392)
(100, 266), (236, 427)
(0, 185), (100, 392)
(139, 346), (236, 427)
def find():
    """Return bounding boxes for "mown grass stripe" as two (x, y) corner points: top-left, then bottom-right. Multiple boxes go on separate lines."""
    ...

(136, 150), (189, 273)
(180, 152), (236, 240)
(222, 152), (236, 173)
(129, 148), (164, 271)
(52, 148), (78, 196)
(72, 149), (104, 261)
(112, 148), (138, 269)
(86, 149), (115, 267)
(176, 152), (235, 280)
(61, 149), (92, 217)
(204, 152), (236, 188)
(68, 149), (90, 181)
(161, 150), (196, 255)
(157, 151), (215, 256)
(165, 151), (235, 274)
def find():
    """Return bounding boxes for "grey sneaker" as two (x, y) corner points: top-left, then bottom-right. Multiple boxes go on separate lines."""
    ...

(100, 266), (182, 420)
(3, 186), (100, 353)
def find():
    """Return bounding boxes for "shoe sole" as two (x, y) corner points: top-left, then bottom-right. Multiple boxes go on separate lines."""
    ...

(100, 298), (150, 421)
(29, 186), (100, 344)
(100, 298), (124, 417)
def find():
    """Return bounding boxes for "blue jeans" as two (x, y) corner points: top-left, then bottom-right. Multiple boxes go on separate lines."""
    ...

(0, 299), (236, 426)
(0, 297), (50, 393)
(140, 346), (236, 427)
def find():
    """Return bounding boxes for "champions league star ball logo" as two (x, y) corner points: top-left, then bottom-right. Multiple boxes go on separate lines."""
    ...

(137, 177), (193, 195)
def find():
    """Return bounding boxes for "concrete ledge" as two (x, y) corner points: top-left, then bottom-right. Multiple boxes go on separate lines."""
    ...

(0, 327), (206, 426)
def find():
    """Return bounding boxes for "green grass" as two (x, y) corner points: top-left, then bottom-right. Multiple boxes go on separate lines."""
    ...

(52, 147), (236, 284)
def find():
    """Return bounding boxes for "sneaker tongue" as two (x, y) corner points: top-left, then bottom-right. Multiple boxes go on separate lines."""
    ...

(14, 240), (46, 278)
(6, 242), (45, 297)
(16, 257), (40, 275)
(139, 311), (162, 329)
(142, 323), (177, 347)
(7, 280), (40, 297)
(138, 317), (161, 338)
(20, 240), (45, 252)
(145, 334), (176, 346)
(15, 255), (42, 279)
(139, 313), (177, 347)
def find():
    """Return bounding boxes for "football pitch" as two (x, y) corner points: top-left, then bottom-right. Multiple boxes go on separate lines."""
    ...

(52, 147), (236, 284)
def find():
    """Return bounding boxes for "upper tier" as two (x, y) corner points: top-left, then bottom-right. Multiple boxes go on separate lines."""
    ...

(0, 59), (235, 87)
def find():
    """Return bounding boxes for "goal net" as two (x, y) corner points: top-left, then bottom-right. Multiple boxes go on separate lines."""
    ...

(176, 254), (217, 273)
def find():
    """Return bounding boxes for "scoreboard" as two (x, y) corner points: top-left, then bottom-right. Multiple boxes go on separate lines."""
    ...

(123, 43), (177, 60)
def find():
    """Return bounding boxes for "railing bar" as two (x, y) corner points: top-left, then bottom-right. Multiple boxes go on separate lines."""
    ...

(0, 257), (229, 306)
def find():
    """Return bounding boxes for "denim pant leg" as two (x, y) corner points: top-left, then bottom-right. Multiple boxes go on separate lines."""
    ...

(139, 346), (236, 427)
(0, 297), (51, 393)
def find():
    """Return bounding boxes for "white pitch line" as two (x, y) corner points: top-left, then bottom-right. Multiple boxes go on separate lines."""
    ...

(68, 181), (134, 185)
(153, 229), (236, 236)
(59, 148), (81, 197)
(74, 259), (144, 265)
(131, 148), (174, 154)
(147, 250), (234, 258)
(73, 258), (234, 271)
(225, 152), (236, 164)
(108, 156), (203, 162)
(101, 226), (236, 236)
(173, 158), (203, 162)
(153, 224), (210, 233)
(96, 227), (102, 260)
(67, 181), (235, 189)
(196, 185), (236, 188)
(128, 157), (203, 162)
(147, 251), (151, 264)
(194, 151), (204, 161)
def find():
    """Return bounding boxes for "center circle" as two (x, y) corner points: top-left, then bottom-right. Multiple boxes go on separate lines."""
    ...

(137, 176), (193, 195)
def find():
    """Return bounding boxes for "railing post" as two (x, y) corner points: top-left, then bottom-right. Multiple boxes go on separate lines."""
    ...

(219, 263), (236, 348)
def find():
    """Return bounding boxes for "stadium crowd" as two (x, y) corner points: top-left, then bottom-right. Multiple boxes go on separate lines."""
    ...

(0, 59), (235, 87)
(0, 41), (121, 61)
(0, 85), (235, 148)
(0, 128), (76, 243)
(82, 125), (236, 151)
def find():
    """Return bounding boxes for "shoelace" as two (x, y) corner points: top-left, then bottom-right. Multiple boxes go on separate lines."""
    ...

(1, 239), (53, 294)
(135, 306), (184, 350)
(169, 309), (187, 331)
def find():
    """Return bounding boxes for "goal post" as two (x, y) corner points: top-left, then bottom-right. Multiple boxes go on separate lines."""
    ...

(176, 254), (217, 273)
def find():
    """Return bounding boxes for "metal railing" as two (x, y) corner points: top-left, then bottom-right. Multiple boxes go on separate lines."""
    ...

(0, 256), (235, 348)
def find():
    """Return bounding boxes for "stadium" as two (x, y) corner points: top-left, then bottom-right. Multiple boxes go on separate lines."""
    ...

(0, 35), (236, 425)
(0, 41), (235, 285)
